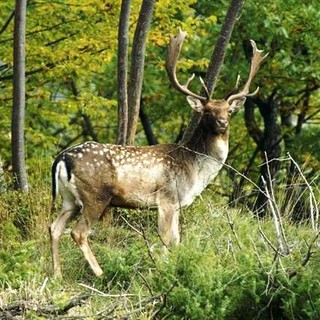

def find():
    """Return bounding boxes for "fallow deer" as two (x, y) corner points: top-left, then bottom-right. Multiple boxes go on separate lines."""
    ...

(49, 30), (268, 276)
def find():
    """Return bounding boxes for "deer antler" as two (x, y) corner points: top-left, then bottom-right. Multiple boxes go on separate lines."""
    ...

(227, 40), (268, 104)
(166, 29), (209, 102)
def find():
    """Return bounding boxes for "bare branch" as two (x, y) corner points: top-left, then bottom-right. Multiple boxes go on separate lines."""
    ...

(261, 174), (289, 256)
(287, 153), (319, 231)
(302, 233), (320, 267)
(258, 223), (278, 254)
(78, 282), (136, 298)
(119, 215), (156, 264)
(0, 10), (15, 36)
(225, 210), (242, 249)
(120, 214), (143, 236)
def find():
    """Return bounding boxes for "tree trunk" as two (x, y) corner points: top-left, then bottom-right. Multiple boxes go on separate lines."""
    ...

(182, 0), (244, 144)
(139, 100), (158, 145)
(254, 98), (282, 217)
(0, 155), (6, 194)
(12, 0), (28, 192)
(126, 0), (155, 145)
(281, 87), (310, 220)
(117, 0), (131, 145)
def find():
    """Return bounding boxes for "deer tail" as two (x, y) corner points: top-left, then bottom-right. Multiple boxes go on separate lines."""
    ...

(51, 158), (60, 213)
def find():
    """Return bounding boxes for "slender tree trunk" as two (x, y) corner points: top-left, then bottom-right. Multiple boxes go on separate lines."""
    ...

(117, 0), (131, 145)
(0, 155), (6, 194)
(139, 100), (158, 145)
(254, 98), (282, 217)
(281, 87), (310, 220)
(182, 0), (244, 144)
(12, 0), (28, 192)
(126, 0), (155, 145)
(205, 0), (244, 97)
(295, 86), (310, 135)
(228, 98), (263, 204)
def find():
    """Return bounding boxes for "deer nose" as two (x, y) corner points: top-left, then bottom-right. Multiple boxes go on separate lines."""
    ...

(216, 119), (228, 128)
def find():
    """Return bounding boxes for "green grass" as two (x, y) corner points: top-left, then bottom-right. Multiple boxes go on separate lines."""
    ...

(1, 179), (320, 319)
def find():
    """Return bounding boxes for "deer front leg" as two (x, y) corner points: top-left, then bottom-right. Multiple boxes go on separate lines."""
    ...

(157, 202), (180, 247)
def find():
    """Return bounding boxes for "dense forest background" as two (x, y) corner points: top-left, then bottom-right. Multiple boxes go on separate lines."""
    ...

(1, 0), (320, 318)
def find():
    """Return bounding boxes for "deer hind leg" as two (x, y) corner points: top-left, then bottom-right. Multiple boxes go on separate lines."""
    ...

(71, 201), (109, 276)
(157, 202), (180, 247)
(50, 197), (79, 277)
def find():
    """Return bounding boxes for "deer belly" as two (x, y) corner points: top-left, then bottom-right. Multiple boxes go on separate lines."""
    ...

(111, 165), (163, 208)
(110, 192), (158, 209)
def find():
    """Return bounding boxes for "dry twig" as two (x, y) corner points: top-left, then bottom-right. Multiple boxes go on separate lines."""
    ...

(288, 153), (319, 231)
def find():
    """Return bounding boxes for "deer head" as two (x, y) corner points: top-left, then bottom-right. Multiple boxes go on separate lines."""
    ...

(166, 29), (268, 135)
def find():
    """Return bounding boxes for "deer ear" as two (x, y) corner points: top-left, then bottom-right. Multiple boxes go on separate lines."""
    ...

(187, 96), (204, 113)
(229, 97), (246, 113)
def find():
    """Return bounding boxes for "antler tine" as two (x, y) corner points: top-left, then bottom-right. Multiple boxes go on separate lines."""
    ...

(166, 29), (207, 102)
(199, 77), (210, 100)
(227, 40), (268, 104)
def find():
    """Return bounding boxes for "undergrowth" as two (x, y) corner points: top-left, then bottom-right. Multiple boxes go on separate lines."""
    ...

(1, 175), (320, 319)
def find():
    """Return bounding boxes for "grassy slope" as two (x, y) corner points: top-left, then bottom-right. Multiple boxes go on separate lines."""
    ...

(1, 180), (320, 319)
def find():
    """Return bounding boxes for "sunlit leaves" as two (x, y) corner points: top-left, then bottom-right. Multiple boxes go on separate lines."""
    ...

(0, 0), (219, 162)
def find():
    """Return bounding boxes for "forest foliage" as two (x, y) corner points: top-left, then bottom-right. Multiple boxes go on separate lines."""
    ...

(1, 179), (320, 319)
(1, 0), (320, 318)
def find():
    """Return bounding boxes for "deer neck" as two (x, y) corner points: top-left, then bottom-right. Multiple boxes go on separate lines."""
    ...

(183, 120), (229, 163)
(173, 121), (229, 208)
